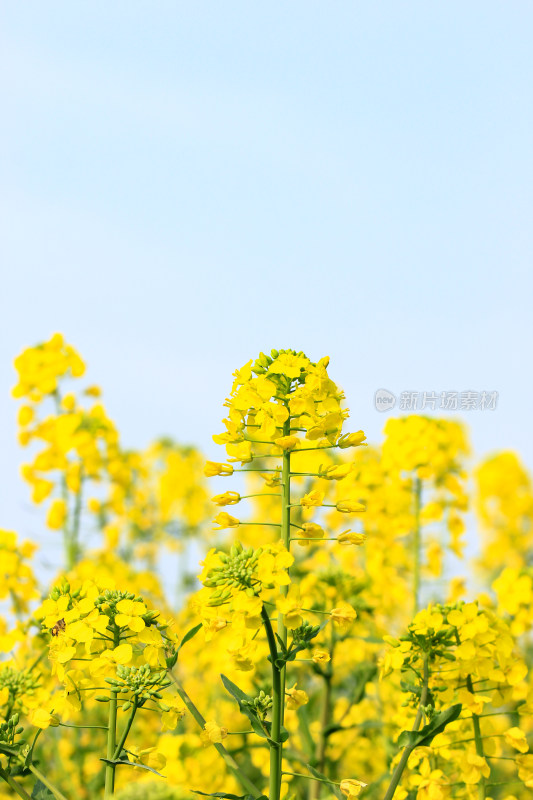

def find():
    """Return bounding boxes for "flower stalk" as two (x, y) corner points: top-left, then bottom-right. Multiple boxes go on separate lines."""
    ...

(268, 414), (291, 800)
(383, 655), (430, 800)
(0, 767), (33, 800)
(28, 765), (69, 800)
(466, 674), (486, 800)
(413, 477), (422, 614)
(104, 627), (120, 799)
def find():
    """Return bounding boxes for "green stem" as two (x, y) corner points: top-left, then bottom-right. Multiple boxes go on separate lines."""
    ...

(60, 480), (72, 570)
(309, 627), (335, 800)
(297, 706), (315, 757)
(170, 673), (262, 799)
(53, 390), (75, 571)
(261, 606), (285, 800)
(266, 415), (292, 800)
(262, 606), (283, 800)
(291, 538), (341, 542)
(413, 477), (422, 614)
(60, 723), (109, 730)
(104, 627), (120, 799)
(466, 674), (486, 800)
(113, 700), (137, 760)
(383, 655), (429, 800)
(0, 766), (33, 800)
(309, 675), (332, 800)
(235, 468), (280, 472)
(28, 765), (68, 800)
(241, 522), (281, 527)
(283, 772), (337, 785)
(69, 474), (84, 568)
(280, 435), (291, 687)
(289, 472), (324, 478)
(289, 445), (337, 453)
(240, 494), (282, 500)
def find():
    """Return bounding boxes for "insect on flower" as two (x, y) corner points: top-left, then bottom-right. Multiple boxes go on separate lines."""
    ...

(50, 618), (66, 637)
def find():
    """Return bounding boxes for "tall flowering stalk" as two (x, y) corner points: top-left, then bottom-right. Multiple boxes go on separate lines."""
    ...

(382, 602), (530, 800)
(12, 334), (210, 574)
(12, 333), (118, 570)
(200, 350), (368, 800)
(381, 417), (469, 613)
(42, 583), (178, 796)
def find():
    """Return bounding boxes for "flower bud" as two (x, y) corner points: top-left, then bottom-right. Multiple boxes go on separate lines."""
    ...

(337, 531), (367, 546)
(336, 500), (365, 513)
(312, 650), (331, 664)
(214, 512), (240, 530)
(338, 431), (367, 449)
(274, 435), (299, 451)
(204, 461), (234, 477)
(340, 779), (367, 798)
(211, 491), (240, 506)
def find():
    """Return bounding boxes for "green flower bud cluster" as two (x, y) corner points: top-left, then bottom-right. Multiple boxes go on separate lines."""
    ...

(420, 703), (436, 720)
(94, 589), (140, 610)
(251, 349), (313, 393)
(319, 567), (358, 590)
(243, 690), (273, 721)
(49, 581), (81, 604)
(0, 667), (40, 708)
(252, 349), (312, 376)
(250, 350), (278, 376)
(291, 621), (322, 647)
(77, 415), (109, 435)
(317, 568), (367, 609)
(94, 589), (160, 626)
(0, 714), (23, 747)
(104, 664), (171, 711)
(204, 543), (262, 592)
(205, 588), (233, 608)
(403, 602), (462, 660)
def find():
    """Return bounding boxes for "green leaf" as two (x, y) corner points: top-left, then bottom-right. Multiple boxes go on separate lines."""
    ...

(400, 681), (420, 695)
(25, 728), (44, 770)
(280, 726), (290, 743)
(179, 624), (202, 651)
(100, 758), (165, 778)
(0, 743), (19, 758)
(220, 675), (270, 740)
(220, 674), (250, 705)
(31, 780), (54, 800)
(397, 704), (462, 749)
(305, 765), (343, 800)
(250, 717), (271, 741)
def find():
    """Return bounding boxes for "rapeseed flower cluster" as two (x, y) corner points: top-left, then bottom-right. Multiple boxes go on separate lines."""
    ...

(0, 337), (530, 800)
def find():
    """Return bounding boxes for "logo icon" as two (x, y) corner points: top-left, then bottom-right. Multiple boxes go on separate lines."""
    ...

(374, 389), (396, 412)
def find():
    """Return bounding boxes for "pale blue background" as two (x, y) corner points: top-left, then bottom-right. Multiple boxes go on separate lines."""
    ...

(1, 2), (531, 566)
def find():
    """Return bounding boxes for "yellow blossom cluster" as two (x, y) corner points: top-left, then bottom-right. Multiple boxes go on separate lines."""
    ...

(0, 529), (38, 615)
(383, 601), (532, 799)
(0, 338), (531, 800)
(13, 335), (210, 571)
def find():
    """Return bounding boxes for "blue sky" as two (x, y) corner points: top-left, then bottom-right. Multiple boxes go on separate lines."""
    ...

(1, 2), (532, 552)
